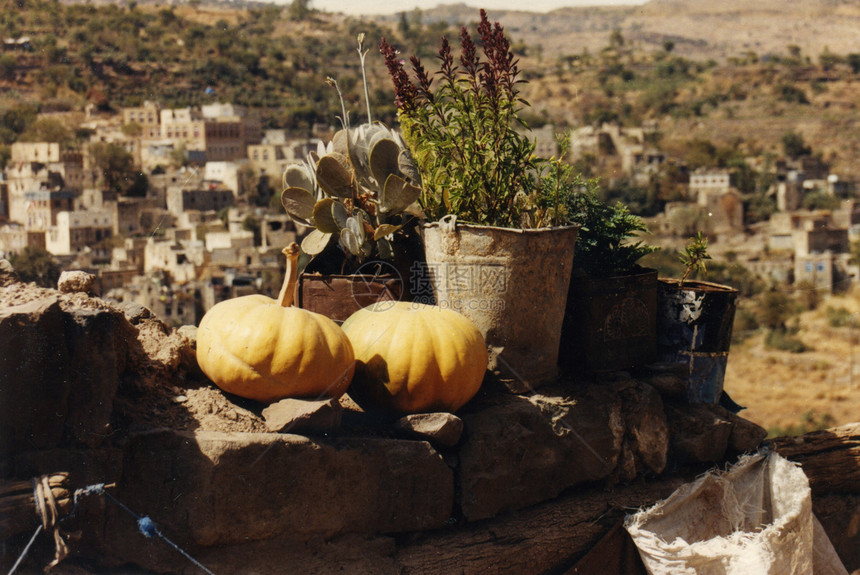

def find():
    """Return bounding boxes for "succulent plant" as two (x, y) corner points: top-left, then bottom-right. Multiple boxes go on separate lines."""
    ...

(280, 35), (423, 265)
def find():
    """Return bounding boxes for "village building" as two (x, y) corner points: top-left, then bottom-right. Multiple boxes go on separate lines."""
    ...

(24, 190), (74, 231)
(159, 103), (261, 164)
(165, 186), (234, 217)
(204, 161), (243, 197)
(6, 143), (84, 225)
(121, 101), (162, 139)
(45, 210), (113, 256)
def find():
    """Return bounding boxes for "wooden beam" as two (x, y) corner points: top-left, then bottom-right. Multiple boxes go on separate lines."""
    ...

(769, 422), (860, 494)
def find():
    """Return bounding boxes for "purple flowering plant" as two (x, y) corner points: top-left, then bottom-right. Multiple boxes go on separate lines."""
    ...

(380, 10), (566, 228)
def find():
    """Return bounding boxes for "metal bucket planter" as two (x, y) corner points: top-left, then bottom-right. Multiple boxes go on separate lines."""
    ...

(560, 267), (658, 374)
(421, 216), (579, 392)
(656, 279), (738, 404)
(298, 270), (404, 324)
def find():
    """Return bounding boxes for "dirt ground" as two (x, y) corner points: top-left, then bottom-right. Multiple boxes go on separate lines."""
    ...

(725, 290), (860, 436)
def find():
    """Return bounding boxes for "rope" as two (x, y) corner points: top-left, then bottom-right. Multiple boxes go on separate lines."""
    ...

(33, 475), (70, 571)
(6, 477), (216, 575)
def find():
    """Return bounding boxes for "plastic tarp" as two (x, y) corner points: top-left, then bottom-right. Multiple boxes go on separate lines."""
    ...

(624, 453), (848, 575)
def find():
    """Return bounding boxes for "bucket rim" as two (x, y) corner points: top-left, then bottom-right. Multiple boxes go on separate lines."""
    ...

(421, 220), (580, 235)
(658, 278), (739, 294)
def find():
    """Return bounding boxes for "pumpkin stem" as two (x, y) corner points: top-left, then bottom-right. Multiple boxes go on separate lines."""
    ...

(278, 242), (300, 307)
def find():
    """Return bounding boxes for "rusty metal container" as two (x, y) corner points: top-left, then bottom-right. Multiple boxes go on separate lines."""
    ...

(656, 279), (739, 404)
(560, 267), (658, 374)
(297, 272), (403, 324)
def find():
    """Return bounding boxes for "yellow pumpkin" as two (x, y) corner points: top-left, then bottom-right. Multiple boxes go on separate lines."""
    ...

(341, 302), (488, 413)
(196, 243), (355, 403)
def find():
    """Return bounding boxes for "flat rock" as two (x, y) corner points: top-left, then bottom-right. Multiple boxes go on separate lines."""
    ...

(263, 397), (343, 434)
(457, 386), (622, 521)
(395, 412), (464, 447)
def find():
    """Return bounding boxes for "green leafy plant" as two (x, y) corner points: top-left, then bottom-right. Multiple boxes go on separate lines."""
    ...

(566, 175), (657, 277)
(680, 231), (712, 286)
(280, 35), (423, 271)
(381, 10), (560, 228)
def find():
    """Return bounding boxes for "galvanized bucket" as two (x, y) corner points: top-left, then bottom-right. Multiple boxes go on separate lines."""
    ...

(421, 216), (579, 392)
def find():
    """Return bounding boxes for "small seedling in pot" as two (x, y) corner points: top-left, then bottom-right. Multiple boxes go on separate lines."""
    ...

(679, 232), (711, 287)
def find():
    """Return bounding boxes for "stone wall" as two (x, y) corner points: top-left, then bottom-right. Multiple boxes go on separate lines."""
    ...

(3, 261), (854, 574)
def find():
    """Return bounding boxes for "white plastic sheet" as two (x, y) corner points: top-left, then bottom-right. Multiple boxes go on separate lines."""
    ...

(624, 453), (848, 575)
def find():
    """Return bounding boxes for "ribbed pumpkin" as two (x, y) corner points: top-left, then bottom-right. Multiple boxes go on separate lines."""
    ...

(342, 302), (488, 413)
(196, 243), (355, 403)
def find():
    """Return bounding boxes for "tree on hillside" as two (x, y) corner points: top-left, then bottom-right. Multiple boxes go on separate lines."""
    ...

(9, 246), (61, 288)
(757, 289), (794, 331)
(288, 0), (311, 21)
(19, 118), (73, 147)
(89, 142), (147, 196)
(782, 131), (811, 159)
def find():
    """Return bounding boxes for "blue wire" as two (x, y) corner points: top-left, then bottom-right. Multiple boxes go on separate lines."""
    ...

(19, 482), (217, 575)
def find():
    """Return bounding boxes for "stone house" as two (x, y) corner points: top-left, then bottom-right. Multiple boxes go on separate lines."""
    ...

(121, 101), (162, 140)
(45, 210), (113, 256)
(165, 186), (234, 217)
(0, 223), (45, 257)
(109, 197), (156, 236)
(204, 161), (242, 197)
(260, 213), (297, 249)
(686, 169), (744, 235)
(6, 142), (84, 224)
(110, 237), (147, 275)
(120, 272), (197, 327)
(530, 125), (559, 160)
(769, 209), (853, 293)
(689, 169), (733, 199)
(143, 237), (207, 284)
(160, 104), (261, 163)
(24, 190), (74, 231)
(247, 141), (310, 182)
(148, 167), (204, 208)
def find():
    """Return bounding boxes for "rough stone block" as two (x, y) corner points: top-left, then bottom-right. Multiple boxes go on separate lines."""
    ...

(58, 270), (97, 295)
(0, 296), (70, 455)
(722, 408), (768, 454)
(0, 292), (135, 456)
(263, 397), (343, 434)
(117, 429), (455, 548)
(665, 403), (732, 463)
(457, 386), (622, 521)
(623, 381), (669, 475)
(395, 412), (464, 447)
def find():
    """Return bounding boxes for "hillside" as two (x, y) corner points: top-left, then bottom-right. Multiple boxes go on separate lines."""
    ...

(727, 289), (860, 437)
(2, 0), (860, 440)
(4, 0), (859, 177)
(411, 0), (860, 62)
